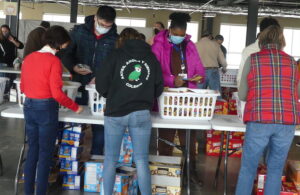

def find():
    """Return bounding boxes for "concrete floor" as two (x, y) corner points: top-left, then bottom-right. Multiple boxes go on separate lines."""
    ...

(0, 117), (299, 195)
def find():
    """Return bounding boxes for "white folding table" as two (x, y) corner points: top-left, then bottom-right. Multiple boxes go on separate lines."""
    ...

(0, 67), (71, 78)
(1, 104), (211, 195)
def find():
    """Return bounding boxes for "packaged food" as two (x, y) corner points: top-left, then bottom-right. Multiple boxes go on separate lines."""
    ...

(62, 174), (81, 190)
(59, 145), (83, 160)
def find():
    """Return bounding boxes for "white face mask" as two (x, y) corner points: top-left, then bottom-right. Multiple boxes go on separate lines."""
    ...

(95, 22), (111, 35)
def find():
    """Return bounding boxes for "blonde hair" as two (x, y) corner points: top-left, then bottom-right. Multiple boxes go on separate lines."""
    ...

(259, 25), (285, 50)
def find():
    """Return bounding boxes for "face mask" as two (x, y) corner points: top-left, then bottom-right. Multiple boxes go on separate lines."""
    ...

(170, 35), (185, 45)
(3, 32), (9, 38)
(95, 22), (111, 35)
(154, 28), (160, 35)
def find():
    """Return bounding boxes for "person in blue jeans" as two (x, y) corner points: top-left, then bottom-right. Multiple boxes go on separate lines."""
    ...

(96, 28), (164, 195)
(21, 26), (83, 195)
(236, 25), (300, 195)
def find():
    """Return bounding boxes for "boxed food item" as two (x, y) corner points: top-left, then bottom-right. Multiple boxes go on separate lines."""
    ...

(118, 132), (133, 166)
(149, 155), (182, 191)
(221, 87), (237, 101)
(59, 145), (83, 160)
(63, 124), (84, 134)
(214, 99), (228, 115)
(255, 182), (299, 195)
(287, 161), (300, 183)
(128, 173), (138, 195)
(61, 130), (83, 147)
(60, 159), (82, 175)
(151, 185), (181, 195)
(84, 159), (104, 193)
(206, 130), (223, 139)
(228, 98), (237, 115)
(229, 131), (245, 140)
(62, 174), (81, 190)
(206, 138), (243, 157)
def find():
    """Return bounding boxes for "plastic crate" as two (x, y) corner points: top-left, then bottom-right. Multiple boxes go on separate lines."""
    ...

(0, 77), (9, 104)
(220, 69), (238, 85)
(232, 92), (246, 121)
(85, 84), (106, 116)
(158, 88), (219, 120)
(14, 79), (81, 111)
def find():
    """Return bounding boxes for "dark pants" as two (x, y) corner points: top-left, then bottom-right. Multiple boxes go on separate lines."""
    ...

(158, 129), (197, 161)
(24, 98), (59, 195)
(76, 86), (104, 155)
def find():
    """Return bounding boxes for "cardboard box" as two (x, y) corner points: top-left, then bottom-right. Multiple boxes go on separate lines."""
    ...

(84, 157), (104, 193)
(151, 185), (181, 195)
(59, 145), (82, 160)
(149, 164), (181, 177)
(60, 159), (82, 175)
(62, 174), (81, 190)
(63, 124), (84, 134)
(61, 130), (83, 147)
(255, 182), (299, 195)
(206, 138), (243, 157)
(214, 99), (228, 115)
(228, 98), (237, 115)
(118, 132), (133, 166)
(206, 130), (223, 139)
(287, 161), (300, 183)
(221, 87), (237, 101)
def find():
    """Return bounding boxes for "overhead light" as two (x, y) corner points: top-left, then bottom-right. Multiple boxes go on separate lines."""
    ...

(203, 12), (216, 17)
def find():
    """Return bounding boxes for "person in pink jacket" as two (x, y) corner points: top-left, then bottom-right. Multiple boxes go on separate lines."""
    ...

(152, 12), (205, 185)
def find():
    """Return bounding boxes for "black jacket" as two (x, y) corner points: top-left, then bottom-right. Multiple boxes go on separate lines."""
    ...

(0, 36), (24, 67)
(62, 15), (118, 86)
(96, 39), (164, 117)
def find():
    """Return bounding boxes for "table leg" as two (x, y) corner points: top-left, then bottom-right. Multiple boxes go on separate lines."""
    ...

(214, 131), (225, 188)
(185, 129), (191, 195)
(0, 154), (3, 176)
(223, 132), (230, 195)
(15, 143), (25, 195)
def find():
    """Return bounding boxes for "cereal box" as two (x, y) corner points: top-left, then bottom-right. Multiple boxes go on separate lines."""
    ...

(84, 160), (104, 193)
(151, 185), (181, 195)
(228, 98), (237, 115)
(59, 145), (83, 160)
(61, 130), (82, 147)
(62, 174), (81, 190)
(214, 99), (228, 115)
(60, 159), (82, 175)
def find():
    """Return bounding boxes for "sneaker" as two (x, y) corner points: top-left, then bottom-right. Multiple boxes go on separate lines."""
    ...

(296, 143), (300, 147)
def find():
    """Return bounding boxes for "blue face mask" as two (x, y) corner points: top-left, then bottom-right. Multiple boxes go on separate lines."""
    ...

(170, 35), (185, 45)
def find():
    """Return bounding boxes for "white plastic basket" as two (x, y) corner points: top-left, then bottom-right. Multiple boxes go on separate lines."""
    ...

(158, 88), (220, 120)
(85, 84), (106, 116)
(232, 92), (246, 121)
(0, 77), (9, 104)
(220, 69), (238, 85)
(14, 79), (81, 111)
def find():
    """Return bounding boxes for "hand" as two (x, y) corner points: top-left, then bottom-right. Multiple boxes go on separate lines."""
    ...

(222, 67), (227, 73)
(75, 106), (84, 114)
(174, 76), (185, 87)
(8, 35), (14, 42)
(189, 75), (203, 83)
(89, 77), (95, 84)
(73, 65), (91, 75)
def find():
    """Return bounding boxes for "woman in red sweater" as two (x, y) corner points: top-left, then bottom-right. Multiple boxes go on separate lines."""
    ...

(21, 26), (83, 195)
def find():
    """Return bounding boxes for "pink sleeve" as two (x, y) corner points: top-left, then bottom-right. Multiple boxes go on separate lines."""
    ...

(49, 59), (79, 112)
(152, 42), (175, 88)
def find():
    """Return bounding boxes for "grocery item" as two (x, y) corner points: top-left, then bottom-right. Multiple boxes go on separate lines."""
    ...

(214, 99), (228, 115)
(151, 185), (181, 195)
(59, 145), (83, 160)
(61, 130), (82, 147)
(60, 159), (82, 175)
(62, 174), (81, 190)
(84, 160), (104, 193)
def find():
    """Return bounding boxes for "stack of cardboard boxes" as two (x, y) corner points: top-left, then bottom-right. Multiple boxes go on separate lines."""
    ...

(59, 125), (84, 190)
(287, 161), (300, 193)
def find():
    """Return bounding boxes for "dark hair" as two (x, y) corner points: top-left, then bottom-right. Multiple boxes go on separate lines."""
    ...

(202, 30), (212, 38)
(169, 12), (191, 30)
(259, 25), (285, 50)
(44, 25), (71, 50)
(155, 21), (165, 29)
(259, 17), (280, 32)
(139, 33), (146, 41)
(215, 35), (224, 41)
(116, 28), (140, 48)
(1, 24), (10, 31)
(96, 6), (116, 22)
(40, 21), (50, 29)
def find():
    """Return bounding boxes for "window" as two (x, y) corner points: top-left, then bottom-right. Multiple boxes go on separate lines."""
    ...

(43, 13), (85, 23)
(115, 17), (146, 27)
(0, 10), (22, 19)
(168, 21), (199, 43)
(283, 28), (300, 60)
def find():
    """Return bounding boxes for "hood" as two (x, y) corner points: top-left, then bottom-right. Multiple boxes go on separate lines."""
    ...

(121, 39), (152, 58)
(84, 15), (117, 36)
(153, 30), (192, 45)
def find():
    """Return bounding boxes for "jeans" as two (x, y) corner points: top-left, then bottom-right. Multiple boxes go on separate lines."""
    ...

(198, 68), (221, 95)
(103, 110), (152, 195)
(75, 86), (104, 155)
(23, 98), (59, 195)
(235, 122), (295, 195)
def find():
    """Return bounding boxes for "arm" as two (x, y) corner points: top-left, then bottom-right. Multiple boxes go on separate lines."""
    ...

(153, 55), (164, 98)
(217, 47), (227, 68)
(95, 50), (116, 98)
(49, 59), (79, 112)
(237, 48), (248, 87)
(238, 57), (251, 101)
(10, 36), (24, 49)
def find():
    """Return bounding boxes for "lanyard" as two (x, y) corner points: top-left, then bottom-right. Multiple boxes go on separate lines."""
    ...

(173, 44), (185, 74)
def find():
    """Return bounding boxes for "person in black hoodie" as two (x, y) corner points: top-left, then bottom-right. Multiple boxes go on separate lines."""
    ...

(96, 28), (164, 195)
